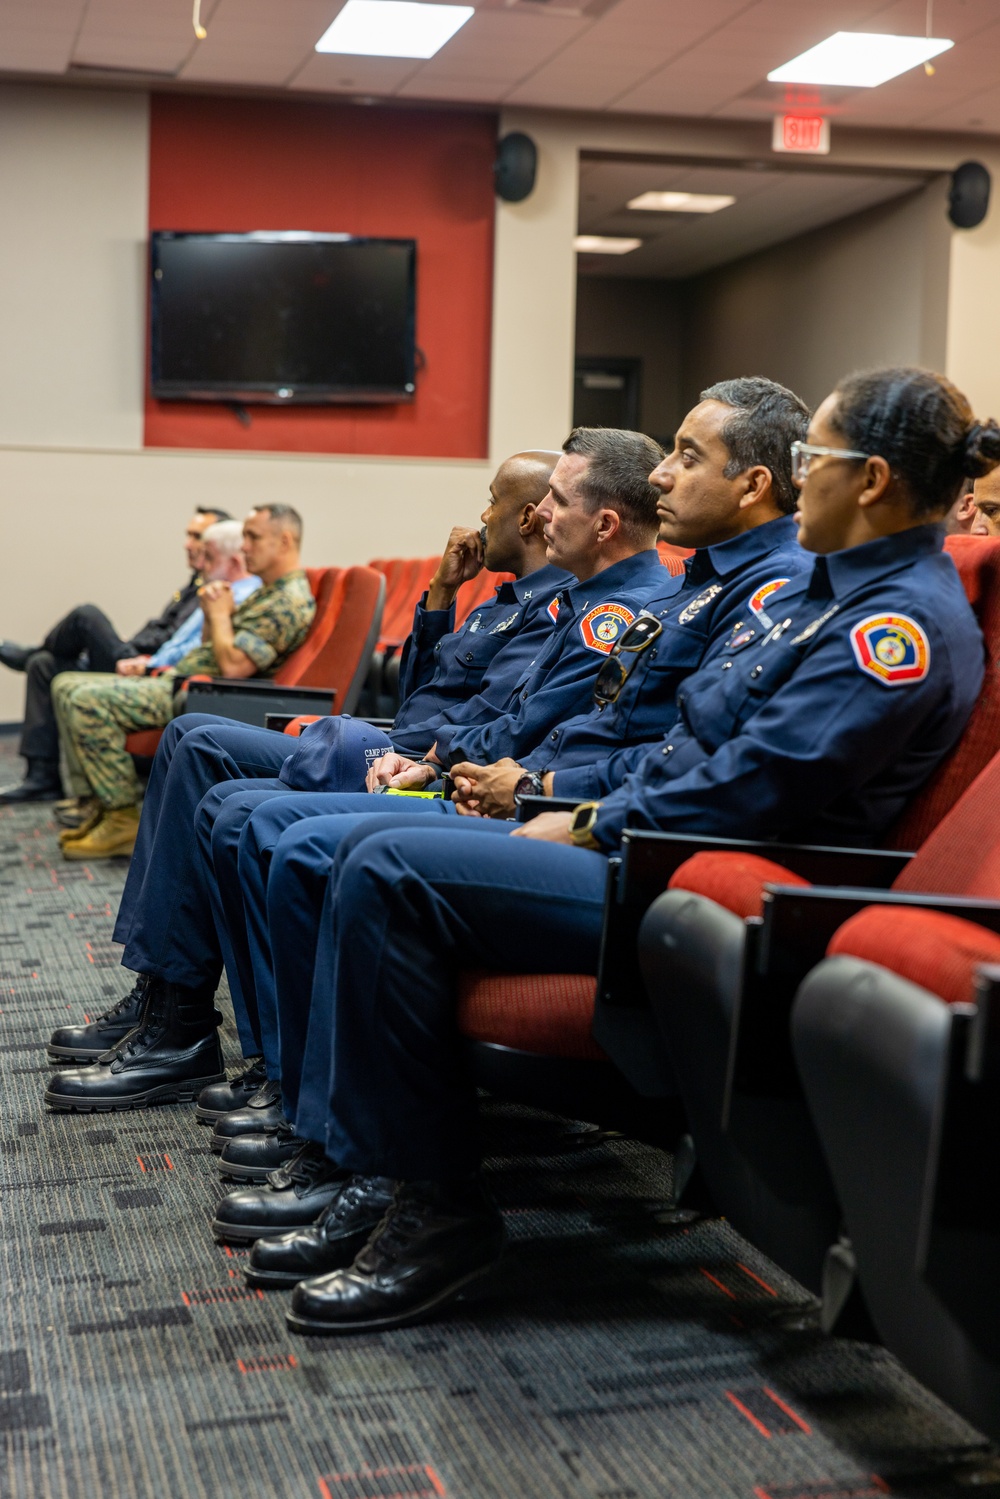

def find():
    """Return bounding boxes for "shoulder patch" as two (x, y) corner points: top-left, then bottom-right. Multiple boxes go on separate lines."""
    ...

(748, 577), (791, 625)
(580, 602), (635, 654)
(850, 613), (930, 686)
(546, 596), (560, 624)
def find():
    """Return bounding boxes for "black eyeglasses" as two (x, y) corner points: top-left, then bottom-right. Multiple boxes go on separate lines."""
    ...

(593, 614), (663, 707)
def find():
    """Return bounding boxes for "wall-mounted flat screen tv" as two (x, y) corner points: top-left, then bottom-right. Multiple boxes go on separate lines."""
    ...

(150, 231), (417, 405)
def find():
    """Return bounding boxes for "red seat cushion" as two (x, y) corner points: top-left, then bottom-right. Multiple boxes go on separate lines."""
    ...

(124, 729), (164, 758)
(667, 851), (811, 919)
(456, 971), (605, 1060)
(827, 905), (1000, 1008)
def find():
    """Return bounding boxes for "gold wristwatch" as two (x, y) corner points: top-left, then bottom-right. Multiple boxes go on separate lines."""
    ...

(569, 801), (602, 850)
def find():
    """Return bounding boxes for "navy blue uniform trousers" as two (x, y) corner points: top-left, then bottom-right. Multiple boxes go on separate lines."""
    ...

(290, 816), (609, 1178)
(112, 714), (293, 1054)
(209, 793), (459, 1123)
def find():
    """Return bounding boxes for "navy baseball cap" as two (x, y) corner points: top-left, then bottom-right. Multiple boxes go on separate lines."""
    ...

(278, 715), (395, 793)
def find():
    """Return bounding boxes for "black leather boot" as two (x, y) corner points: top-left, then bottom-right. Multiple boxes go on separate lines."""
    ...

(195, 1057), (268, 1122)
(0, 757), (62, 805)
(43, 979), (223, 1112)
(209, 1079), (284, 1151)
(47, 974), (152, 1063)
(211, 1144), (348, 1243)
(218, 1119), (309, 1183)
(286, 1177), (506, 1335)
(247, 1175), (397, 1289)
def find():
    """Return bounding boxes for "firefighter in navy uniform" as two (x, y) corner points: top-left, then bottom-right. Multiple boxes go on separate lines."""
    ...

(234, 367), (994, 1333)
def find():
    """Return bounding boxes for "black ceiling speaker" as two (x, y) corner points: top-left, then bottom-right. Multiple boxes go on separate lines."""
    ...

(495, 131), (538, 202)
(949, 161), (991, 229)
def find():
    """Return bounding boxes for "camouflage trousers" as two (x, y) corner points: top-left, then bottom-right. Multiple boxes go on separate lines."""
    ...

(52, 672), (176, 809)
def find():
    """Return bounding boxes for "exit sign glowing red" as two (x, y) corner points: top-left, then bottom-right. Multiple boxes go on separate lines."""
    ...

(772, 114), (830, 154)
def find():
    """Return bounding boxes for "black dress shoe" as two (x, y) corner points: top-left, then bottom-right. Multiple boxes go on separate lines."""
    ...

(211, 1144), (348, 1243)
(0, 758), (62, 805)
(47, 974), (152, 1063)
(209, 1080), (284, 1151)
(286, 1178), (506, 1335)
(218, 1119), (309, 1183)
(246, 1175), (397, 1289)
(0, 641), (38, 672)
(44, 979), (223, 1113)
(195, 1057), (268, 1123)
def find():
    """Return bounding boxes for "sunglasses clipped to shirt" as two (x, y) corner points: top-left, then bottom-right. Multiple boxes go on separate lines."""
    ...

(593, 614), (663, 707)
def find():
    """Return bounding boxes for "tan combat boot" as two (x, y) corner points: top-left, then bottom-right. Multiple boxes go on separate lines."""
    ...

(58, 802), (103, 846)
(62, 806), (140, 861)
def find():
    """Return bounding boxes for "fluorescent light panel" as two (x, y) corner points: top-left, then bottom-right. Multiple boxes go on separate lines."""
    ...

(627, 191), (735, 214)
(316, 0), (474, 60)
(574, 235), (642, 255)
(768, 31), (953, 88)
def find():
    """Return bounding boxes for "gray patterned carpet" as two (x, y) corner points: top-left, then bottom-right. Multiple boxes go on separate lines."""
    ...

(0, 729), (996, 1499)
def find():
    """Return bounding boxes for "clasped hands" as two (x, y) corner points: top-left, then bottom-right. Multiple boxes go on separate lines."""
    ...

(363, 750), (574, 843)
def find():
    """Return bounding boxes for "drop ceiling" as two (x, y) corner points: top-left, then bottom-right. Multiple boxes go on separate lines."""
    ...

(2, 0), (1000, 136)
(577, 154), (929, 277)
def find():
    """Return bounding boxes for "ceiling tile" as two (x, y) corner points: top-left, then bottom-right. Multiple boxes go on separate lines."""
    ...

(0, 0), (87, 73)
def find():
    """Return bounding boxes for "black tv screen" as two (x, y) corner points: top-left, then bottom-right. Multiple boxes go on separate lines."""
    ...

(150, 231), (416, 404)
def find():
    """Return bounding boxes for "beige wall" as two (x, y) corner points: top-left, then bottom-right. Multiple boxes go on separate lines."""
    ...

(679, 179), (952, 415)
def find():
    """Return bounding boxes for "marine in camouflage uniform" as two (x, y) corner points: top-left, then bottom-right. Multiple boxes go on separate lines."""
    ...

(53, 570), (315, 813)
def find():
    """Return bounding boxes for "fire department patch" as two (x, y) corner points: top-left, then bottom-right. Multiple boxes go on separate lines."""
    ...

(748, 577), (791, 623)
(850, 613), (930, 686)
(547, 596), (560, 624)
(580, 602), (635, 654)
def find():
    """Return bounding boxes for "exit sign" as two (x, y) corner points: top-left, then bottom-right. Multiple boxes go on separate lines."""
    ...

(772, 114), (830, 155)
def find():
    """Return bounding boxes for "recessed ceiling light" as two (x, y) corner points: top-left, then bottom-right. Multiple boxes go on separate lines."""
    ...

(767, 32), (953, 89)
(627, 191), (735, 214)
(316, 0), (474, 60)
(574, 235), (642, 255)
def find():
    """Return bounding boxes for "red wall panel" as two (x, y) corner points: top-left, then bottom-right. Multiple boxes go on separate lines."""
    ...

(145, 95), (496, 458)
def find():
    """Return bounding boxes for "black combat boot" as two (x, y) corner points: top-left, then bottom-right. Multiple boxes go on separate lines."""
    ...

(218, 1118), (310, 1183)
(246, 1175), (397, 1289)
(0, 757), (62, 805)
(286, 1177), (506, 1335)
(209, 1079), (284, 1150)
(195, 1056), (268, 1122)
(43, 978), (223, 1112)
(47, 974), (152, 1063)
(211, 1143), (348, 1243)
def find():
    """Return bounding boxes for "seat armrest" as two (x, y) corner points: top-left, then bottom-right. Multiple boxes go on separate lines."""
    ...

(725, 886), (1000, 1112)
(516, 794), (580, 822)
(184, 679), (335, 730)
(619, 828), (911, 893)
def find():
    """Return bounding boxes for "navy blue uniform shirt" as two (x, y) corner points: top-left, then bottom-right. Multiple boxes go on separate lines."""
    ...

(587, 525), (983, 851)
(390, 563), (569, 754)
(517, 515), (807, 794)
(434, 548), (669, 768)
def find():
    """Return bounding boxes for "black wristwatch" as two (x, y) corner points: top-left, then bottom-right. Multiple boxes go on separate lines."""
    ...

(513, 770), (546, 805)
